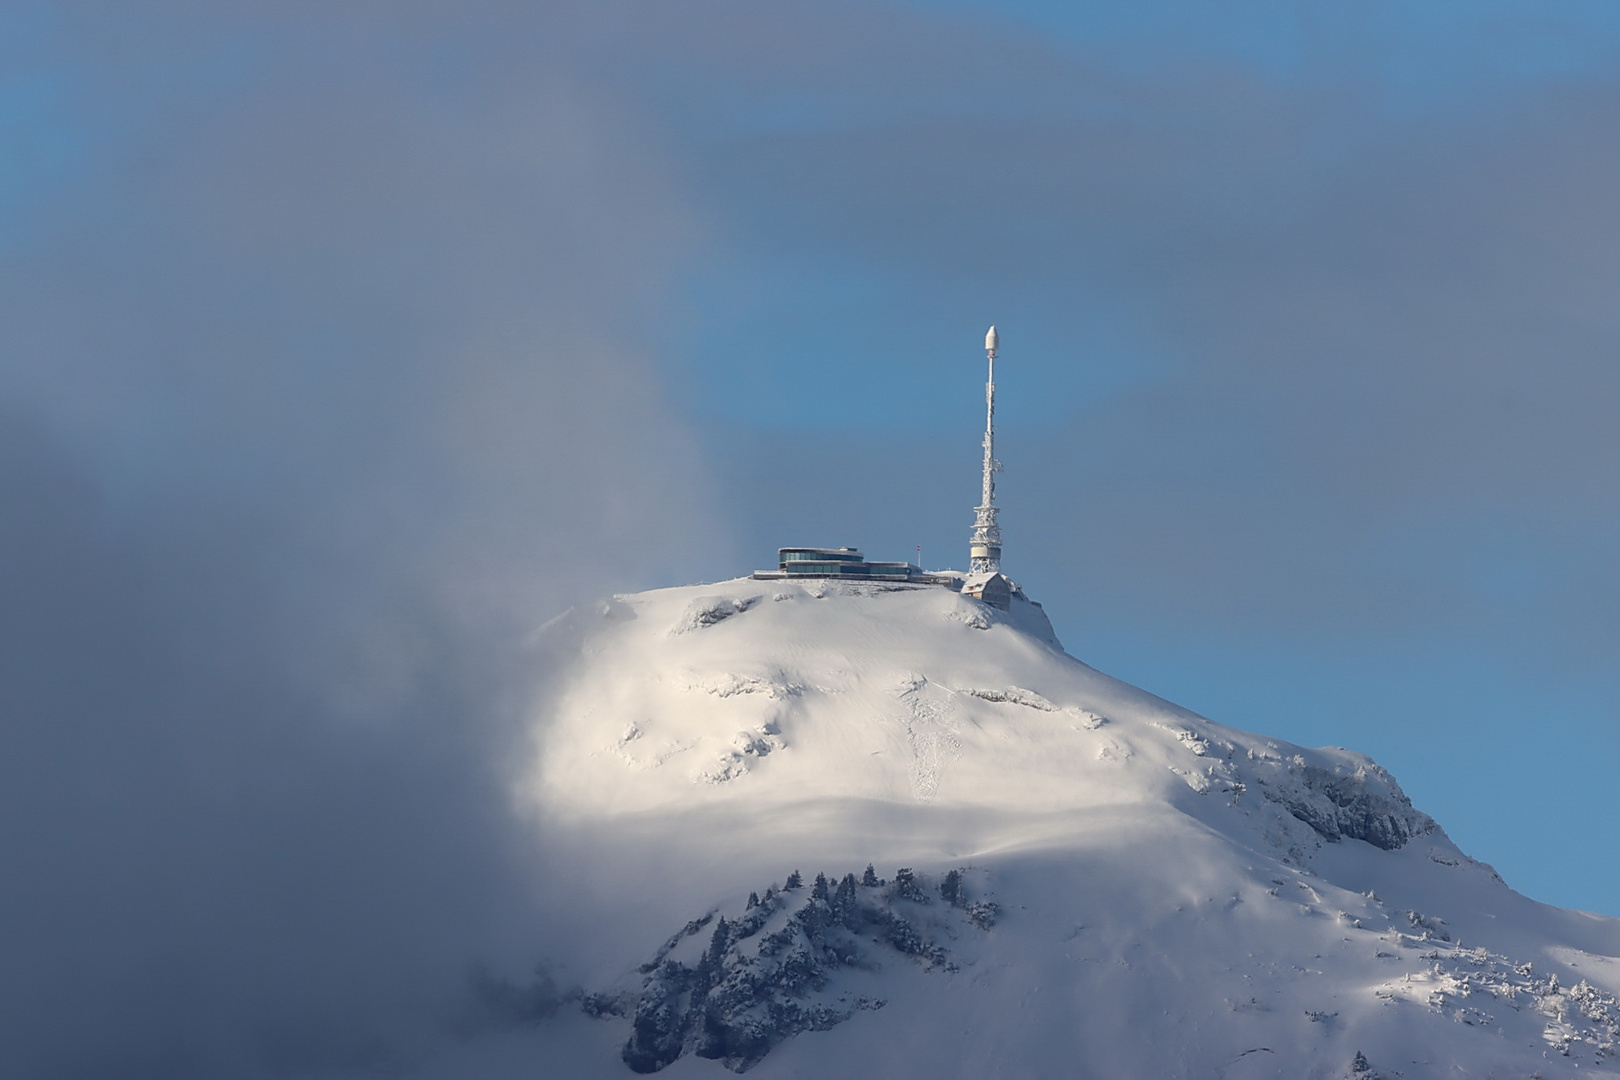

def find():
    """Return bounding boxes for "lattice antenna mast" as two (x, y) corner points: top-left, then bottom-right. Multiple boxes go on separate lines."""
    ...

(969, 326), (1003, 574)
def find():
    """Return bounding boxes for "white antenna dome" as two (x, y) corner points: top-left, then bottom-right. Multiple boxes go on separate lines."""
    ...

(985, 325), (999, 353)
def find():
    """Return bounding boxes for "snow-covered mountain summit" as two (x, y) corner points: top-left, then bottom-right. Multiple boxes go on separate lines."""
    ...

(523, 578), (1620, 1078)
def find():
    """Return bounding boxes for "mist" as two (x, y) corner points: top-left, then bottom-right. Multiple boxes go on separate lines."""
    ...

(7, 2), (1620, 1075)
(1, 5), (724, 1076)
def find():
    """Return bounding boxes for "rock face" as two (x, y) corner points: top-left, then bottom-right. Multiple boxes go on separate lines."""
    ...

(1138, 719), (1436, 852)
(599, 867), (991, 1074)
(1264, 760), (1430, 850)
(523, 578), (1620, 1078)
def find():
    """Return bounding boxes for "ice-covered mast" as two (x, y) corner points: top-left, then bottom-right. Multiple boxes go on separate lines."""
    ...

(969, 326), (1002, 575)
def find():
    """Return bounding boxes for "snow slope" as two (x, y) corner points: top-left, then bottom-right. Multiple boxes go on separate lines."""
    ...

(514, 578), (1620, 1079)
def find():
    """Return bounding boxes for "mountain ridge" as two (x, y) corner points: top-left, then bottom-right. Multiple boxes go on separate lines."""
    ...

(514, 577), (1620, 1078)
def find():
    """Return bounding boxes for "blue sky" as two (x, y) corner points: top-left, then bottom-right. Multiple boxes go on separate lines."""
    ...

(647, 1), (1620, 914)
(4, 2), (1620, 1070)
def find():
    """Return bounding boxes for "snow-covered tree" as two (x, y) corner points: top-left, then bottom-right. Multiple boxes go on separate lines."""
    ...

(893, 867), (928, 904)
(833, 873), (859, 927)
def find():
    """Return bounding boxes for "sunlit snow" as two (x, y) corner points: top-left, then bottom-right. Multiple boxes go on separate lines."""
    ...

(504, 578), (1620, 1078)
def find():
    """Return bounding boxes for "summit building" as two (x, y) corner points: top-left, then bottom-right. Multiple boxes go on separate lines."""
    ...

(754, 327), (1050, 635)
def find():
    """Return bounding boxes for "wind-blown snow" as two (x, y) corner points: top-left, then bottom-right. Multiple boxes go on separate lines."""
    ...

(514, 578), (1620, 1078)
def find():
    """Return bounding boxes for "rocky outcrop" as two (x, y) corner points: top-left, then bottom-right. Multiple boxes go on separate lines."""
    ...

(1252, 756), (1434, 851)
(597, 867), (995, 1073)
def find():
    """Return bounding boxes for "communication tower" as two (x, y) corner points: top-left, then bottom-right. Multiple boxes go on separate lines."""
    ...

(969, 326), (1003, 575)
